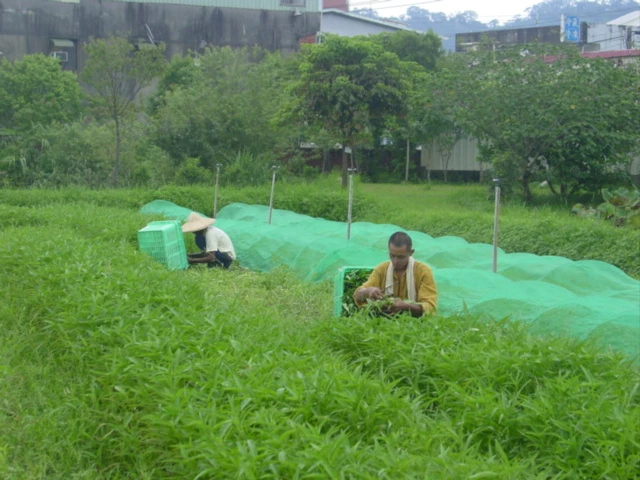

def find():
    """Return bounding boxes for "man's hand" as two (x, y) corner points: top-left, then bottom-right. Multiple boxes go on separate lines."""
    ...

(383, 298), (423, 318)
(355, 287), (385, 302)
(383, 298), (407, 315)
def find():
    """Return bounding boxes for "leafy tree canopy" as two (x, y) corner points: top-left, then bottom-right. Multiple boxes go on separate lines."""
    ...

(0, 54), (83, 131)
(445, 44), (640, 201)
(152, 46), (288, 169)
(81, 35), (167, 185)
(372, 30), (443, 71)
(288, 35), (425, 186)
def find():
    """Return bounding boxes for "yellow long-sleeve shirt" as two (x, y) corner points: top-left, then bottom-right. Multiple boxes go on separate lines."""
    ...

(354, 260), (438, 315)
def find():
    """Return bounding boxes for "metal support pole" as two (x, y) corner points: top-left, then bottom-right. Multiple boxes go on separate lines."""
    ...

(267, 165), (279, 225)
(405, 138), (410, 183)
(213, 163), (222, 218)
(347, 168), (356, 240)
(492, 178), (501, 273)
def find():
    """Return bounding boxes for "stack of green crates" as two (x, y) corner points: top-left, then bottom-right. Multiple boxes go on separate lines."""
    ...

(333, 266), (373, 317)
(137, 220), (188, 270)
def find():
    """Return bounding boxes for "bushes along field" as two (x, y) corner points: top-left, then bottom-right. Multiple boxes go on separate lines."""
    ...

(1, 181), (638, 277)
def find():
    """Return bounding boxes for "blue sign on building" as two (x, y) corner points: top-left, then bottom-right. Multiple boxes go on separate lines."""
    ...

(564, 16), (580, 42)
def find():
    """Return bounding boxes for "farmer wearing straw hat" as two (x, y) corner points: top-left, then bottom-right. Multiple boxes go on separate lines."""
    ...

(354, 231), (437, 317)
(182, 212), (236, 269)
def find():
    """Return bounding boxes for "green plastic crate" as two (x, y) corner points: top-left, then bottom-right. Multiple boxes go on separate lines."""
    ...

(137, 220), (188, 270)
(333, 266), (374, 317)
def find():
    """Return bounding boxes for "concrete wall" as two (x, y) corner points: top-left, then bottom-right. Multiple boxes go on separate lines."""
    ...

(456, 25), (562, 52)
(322, 12), (404, 37)
(584, 23), (638, 52)
(0, 0), (321, 69)
(421, 136), (640, 188)
(630, 156), (640, 187)
(421, 136), (483, 172)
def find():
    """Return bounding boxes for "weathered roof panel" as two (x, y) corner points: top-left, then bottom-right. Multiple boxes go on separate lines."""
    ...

(95, 0), (321, 12)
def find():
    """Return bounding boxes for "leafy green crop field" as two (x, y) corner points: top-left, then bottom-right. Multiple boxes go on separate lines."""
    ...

(1, 188), (638, 478)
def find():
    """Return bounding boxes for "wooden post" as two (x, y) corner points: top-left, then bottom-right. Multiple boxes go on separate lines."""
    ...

(405, 138), (410, 183)
(268, 165), (279, 224)
(492, 178), (501, 273)
(213, 163), (222, 218)
(347, 168), (356, 239)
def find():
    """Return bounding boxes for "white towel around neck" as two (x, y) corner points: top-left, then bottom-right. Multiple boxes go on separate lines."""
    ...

(385, 257), (416, 302)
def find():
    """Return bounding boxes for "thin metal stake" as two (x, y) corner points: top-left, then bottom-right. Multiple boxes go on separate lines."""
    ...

(268, 165), (279, 225)
(347, 168), (356, 239)
(213, 163), (222, 218)
(492, 178), (501, 273)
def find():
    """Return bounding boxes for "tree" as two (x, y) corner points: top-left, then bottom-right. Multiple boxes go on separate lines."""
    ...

(372, 30), (443, 182)
(148, 55), (203, 115)
(446, 45), (640, 202)
(0, 54), (82, 131)
(374, 30), (443, 71)
(288, 35), (418, 187)
(153, 46), (288, 169)
(352, 8), (380, 18)
(81, 36), (166, 186)
(419, 59), (467, 183)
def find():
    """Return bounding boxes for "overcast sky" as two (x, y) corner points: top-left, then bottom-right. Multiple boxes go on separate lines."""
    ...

(349, 0), (542, 23)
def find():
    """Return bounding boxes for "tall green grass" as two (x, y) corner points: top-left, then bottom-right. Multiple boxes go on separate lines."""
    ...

(1, 194), (638, 478)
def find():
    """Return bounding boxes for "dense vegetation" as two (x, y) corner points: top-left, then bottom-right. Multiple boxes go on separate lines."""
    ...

(1, 189), (638, 478)
(1, 31), (638, 208)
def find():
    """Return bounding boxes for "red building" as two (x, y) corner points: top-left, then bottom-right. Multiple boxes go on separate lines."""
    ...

(324, 0), (348, 11)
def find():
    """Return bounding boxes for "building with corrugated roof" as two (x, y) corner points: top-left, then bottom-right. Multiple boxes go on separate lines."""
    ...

(0, 0), (322, 70)
(321, 8), (415, 37)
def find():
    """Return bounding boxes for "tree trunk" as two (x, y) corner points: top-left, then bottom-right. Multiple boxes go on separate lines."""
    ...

(112, 116), (121, 187)
(560, 183), (569, 202)
(425, 142), (432, 186)
(405, 139), (410, 183)
(522, 170), (533, 203)
(341, 147), (348, 189)
(441, 150), (450, 183)
(321, 148), (328, 174)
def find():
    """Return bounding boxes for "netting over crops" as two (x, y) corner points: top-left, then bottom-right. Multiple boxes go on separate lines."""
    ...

(141, 201), (640, 358)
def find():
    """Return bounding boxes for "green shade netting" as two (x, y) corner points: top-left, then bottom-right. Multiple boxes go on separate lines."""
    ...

(141, 200), (640, 358)
(140, 200), (194, 221)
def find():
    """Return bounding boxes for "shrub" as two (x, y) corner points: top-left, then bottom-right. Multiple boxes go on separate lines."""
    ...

(597, 187), (640, 228)
(221, 149), (274, 187)
(174, 157), (213, 185)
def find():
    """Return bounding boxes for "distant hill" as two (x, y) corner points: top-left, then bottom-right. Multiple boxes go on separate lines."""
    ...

(353, 0), (640, 51)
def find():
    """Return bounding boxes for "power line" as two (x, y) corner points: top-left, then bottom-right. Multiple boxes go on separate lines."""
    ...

(349, 0), (444, 11)
(348, 0), (399, 6)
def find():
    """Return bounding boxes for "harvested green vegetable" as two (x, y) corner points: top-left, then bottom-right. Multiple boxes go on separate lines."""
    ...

(341, 268), (373, 317)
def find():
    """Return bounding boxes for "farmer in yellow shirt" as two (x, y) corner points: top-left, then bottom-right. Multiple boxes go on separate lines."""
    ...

(354, 231), (437, 317)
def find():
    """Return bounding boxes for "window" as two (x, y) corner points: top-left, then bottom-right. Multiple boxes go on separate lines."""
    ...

(49, 39), (76, 70)
(280, 0), (306, 6)
(50, 51), (68, 62)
